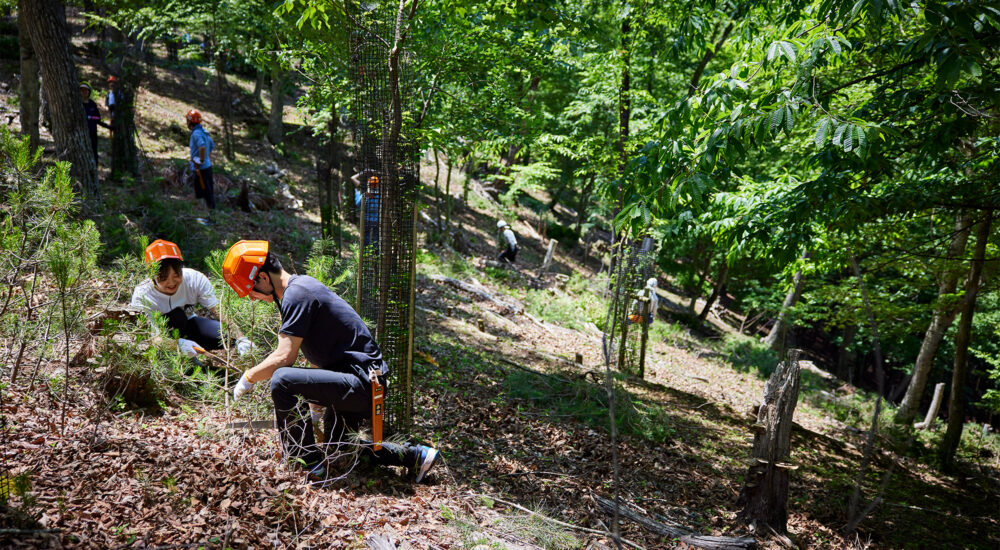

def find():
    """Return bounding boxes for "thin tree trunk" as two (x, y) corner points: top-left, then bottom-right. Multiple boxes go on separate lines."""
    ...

(940, 211), (992, 471)
(444, 156), (453, 235)
(21, 0), (99, 195)
(698, 261), (729, 322)
(317, 117), (333, 238)
(267, 64), (285, 145)
(895, 212), (973, 424)
(214, 51), (234, 160)
(17, 12), (40, 151)
(763, 251), (810, 351)
(253, 68), (265, 106)
(433, 148), (442, 232)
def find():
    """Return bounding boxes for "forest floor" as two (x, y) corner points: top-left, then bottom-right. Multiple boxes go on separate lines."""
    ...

(2, 14), (1000, 550)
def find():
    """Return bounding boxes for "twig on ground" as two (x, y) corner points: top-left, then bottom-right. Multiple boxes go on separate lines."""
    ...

(480, 494), (645, 550)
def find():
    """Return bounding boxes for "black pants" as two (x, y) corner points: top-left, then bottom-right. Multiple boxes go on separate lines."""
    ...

(189, 166), (216, 210)
(164, 308), (222, 350)
(498, 245), (518, 263)
(270, 366), (418, 468)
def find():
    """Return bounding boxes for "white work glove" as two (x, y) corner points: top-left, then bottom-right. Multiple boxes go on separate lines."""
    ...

(235, 337), (256, 356)
(233, 372), (255, 401)
(177, 338), (201, 358)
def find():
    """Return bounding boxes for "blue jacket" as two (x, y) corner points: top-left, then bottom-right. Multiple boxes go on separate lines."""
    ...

(188, 124), (215, 170)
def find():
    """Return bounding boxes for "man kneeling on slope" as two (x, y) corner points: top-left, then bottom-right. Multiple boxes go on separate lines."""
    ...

(223, 240), (438, 483)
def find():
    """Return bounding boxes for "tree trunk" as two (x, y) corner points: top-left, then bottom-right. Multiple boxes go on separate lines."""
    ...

(21, 0), (99, 195)
(763, 251), (810, 351)
(316, 119), (333, 239)
(939, 211), (992, 471)
(213, 51), (234, 161)
(698, 261), (730, 322)
(433, 149), (442, 233)
(444, 156), (454, 236)
(110, 80), (138, 178)
(738, 349), (801, 533)
(895, 211), (973, 424)
(253, 69), (265, 106)
(17, 11), (40, 151)
(267, 65), (285, 145)
(915, 382), (946, 430)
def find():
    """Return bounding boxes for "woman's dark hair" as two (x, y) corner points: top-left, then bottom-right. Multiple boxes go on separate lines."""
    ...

(261, 252), (283, 276)
(157, 258), (184, 280)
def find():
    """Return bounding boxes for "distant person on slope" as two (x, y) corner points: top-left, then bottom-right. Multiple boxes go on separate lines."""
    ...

(185, 109), (216, 215)
(224, 240), (439, 484)
(130, 239), (255, 358)
(628, 277), (659, 325)
(352, 169), (381, 247)
(80, 83), (110, 166)
(497, 220), (519, 264)
(105, 75), (121, 127)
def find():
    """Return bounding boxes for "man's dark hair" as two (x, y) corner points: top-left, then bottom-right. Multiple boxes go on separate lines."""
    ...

(261, 252), (283, 276)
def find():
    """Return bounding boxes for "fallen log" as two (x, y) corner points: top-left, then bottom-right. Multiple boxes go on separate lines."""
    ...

(595, 495), (755, 550)
(425, 273), (524, 315)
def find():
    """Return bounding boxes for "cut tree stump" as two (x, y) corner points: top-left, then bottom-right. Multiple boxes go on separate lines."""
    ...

(594, 496), (755, 549)
(737, 349), (801, 533)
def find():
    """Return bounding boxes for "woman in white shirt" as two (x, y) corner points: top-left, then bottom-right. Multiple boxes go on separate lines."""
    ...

(130, 239), (253, 357)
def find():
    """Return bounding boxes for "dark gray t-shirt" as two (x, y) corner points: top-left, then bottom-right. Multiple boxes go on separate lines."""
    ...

(278, 275), (387, 377)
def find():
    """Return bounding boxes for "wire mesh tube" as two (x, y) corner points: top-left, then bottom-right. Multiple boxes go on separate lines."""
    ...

(350, 0), (419, 434)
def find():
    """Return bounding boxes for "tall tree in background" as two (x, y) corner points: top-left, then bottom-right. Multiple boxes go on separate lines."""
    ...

(21, 0), (99, 195)
(267, 63), (285, 145)
(17, 9), (40, 152)
(940, 211), (993, 470)
(895, 211), (972, 424)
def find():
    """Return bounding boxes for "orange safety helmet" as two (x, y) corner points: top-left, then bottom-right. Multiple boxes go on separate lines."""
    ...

(368, 175), (380, 187)
(222, 240), (269, 297)
(144, 239), (183, 264)
(107, 75), (119, 83)
(185, 109), (202, 125)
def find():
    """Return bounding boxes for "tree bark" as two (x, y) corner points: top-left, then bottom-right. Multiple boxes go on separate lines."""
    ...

(763, 251), (810, 351)
(110, 81), (138, 178)
(213, 51), (234, 161)
(939, 211), (992, 471)
(737, 349), (801, 533)
(698, 261), (730, 322)
(267, 65), (285, 145)
(21, 0), (99, 195)
(253, 68), (265, 106)
(17, 11), (40, 151)
(915, 382), (946, 430)
(895, 211), (973, 424)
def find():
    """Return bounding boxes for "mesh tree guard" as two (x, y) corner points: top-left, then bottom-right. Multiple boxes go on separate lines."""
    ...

(606, 236), (656, 376)
(350, 1), (418, 434)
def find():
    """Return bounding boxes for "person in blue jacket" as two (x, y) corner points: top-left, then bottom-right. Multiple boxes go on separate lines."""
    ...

(185, 109), (216, 213)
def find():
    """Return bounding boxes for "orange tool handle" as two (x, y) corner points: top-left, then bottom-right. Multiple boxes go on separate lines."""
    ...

(371, 375), (384, 451)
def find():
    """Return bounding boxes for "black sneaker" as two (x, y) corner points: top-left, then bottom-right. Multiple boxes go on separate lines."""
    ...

(412, 445), (439, 483)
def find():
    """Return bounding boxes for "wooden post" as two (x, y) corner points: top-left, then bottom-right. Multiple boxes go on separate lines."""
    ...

(575, 352), (583, 365)
(446, 305), (453, 317)
(638, 301), (649, 379)
(915, 382), (946, 430)
(541, 238), (557, 273)
(477, 318), (485, 332)
(737, 349), (802, 533)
